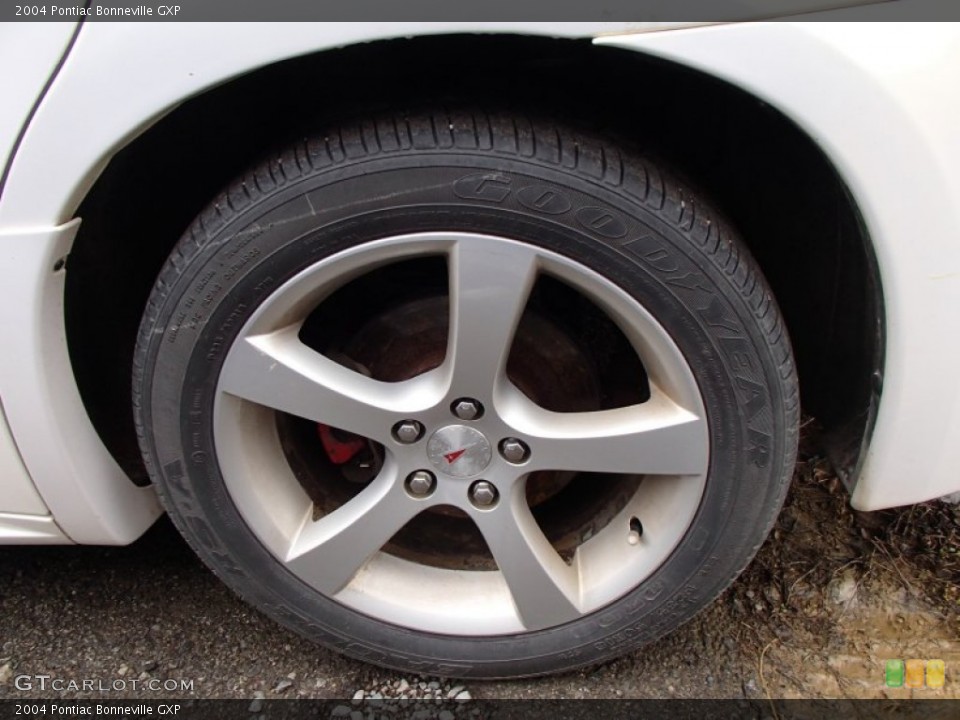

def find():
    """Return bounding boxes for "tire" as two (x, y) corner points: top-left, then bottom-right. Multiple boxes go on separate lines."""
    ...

(133, 109), (798, 678)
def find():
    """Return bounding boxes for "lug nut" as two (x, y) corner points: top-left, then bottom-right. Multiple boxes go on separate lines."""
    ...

(469, 480), (499, 508)
(393, 420), (424, 444)
(406, 470), (436, 498)
(499, 437), (530, 464)
(452, 398), (483, 421)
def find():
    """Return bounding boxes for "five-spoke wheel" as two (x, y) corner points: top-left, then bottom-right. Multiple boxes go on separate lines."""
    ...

(214, 233), (708, 634)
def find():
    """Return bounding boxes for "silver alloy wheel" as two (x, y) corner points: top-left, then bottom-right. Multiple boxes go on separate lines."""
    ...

(213, 232), (709, 636)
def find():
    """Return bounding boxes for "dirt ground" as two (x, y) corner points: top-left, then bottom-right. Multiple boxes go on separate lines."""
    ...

(713, 428), (960, 701)
(1, 427), (957, 701)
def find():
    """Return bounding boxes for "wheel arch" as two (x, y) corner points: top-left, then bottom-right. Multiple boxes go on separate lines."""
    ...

(58, 31), (882, 514)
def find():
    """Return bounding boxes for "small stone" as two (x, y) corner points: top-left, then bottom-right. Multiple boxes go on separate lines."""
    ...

(398, 679), (409, 692)
(118, 665), (129, 676)
(455, 690), (472, 701)
(0, 663), (12, 684)
(142, 660), (158, 672)
(248, 697), (264, 713)
(274, 679), (293, 693)
(428, 681), (440, 689)
(287, 671), (297, 680)
(352, 690), (365, 704)
(447, 685), (464, 698)
(829, 570), (858, 605)
(331, 706), (351, 718)
(763, 586), (782, 606)
(774, 625), (793, 642)
(743, 678), (759, 696)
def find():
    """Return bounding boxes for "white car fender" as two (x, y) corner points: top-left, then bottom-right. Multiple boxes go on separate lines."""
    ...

(597, 22), (960, 510)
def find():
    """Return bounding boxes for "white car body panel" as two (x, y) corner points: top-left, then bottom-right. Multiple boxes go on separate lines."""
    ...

(0, 398), (48, 515)
(0, 22), (77, 195)
(0, 19), (957, 543)
(0, 22), (77, 542)
(0, 222), (161, 544)
(598, 22), (960, 511)
(0, 513), (68, 544)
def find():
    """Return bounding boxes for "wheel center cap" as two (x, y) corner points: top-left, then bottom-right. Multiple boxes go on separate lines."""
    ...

(427, 425), (492, 478)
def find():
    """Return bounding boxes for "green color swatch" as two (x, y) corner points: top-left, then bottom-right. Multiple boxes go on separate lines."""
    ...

(885, 659), (905, 687)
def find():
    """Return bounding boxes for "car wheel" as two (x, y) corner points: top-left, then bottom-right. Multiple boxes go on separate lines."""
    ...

(133, 109), (798, 677)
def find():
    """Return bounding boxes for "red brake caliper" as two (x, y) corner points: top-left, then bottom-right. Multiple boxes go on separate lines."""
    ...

(316, 424), (366, 465)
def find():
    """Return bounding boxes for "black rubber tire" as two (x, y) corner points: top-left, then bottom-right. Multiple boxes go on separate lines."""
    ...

(133, 109), (799, 678)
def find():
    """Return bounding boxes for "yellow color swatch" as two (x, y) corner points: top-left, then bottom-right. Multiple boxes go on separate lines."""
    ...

(926, 659), (946, 689)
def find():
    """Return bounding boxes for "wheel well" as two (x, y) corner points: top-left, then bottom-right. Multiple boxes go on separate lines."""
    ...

(65, 34), (882, 486)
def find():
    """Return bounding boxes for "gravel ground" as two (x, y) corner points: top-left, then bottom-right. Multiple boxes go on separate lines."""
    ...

(1, 436), (957, 702)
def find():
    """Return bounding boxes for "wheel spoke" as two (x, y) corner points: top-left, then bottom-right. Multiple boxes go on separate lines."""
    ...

(512, 386), (709, 476)
(285, 464), (424, 595)
(445, 238), (540, 395)
(218, 327), (440, 442)
(472, 484), (582, 630)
